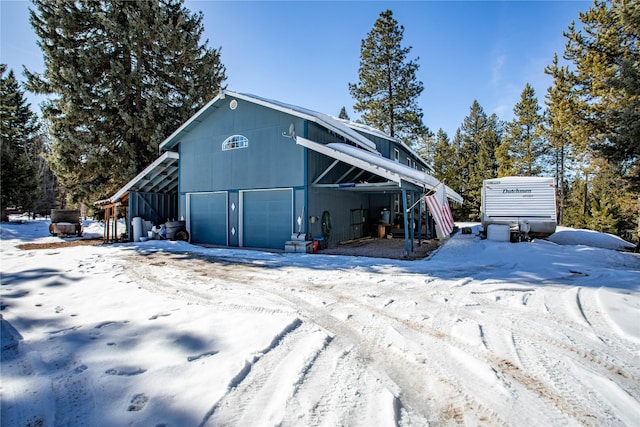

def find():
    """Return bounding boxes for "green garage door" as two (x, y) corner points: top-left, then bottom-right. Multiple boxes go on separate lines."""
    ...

(242, 189), (292, 249)
(189, 192), (227, 245)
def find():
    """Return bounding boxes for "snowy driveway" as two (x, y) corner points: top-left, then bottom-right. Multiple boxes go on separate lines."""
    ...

(2, 221), (639, 426)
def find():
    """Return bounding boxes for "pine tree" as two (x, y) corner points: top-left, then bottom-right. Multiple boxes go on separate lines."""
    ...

(587, 160), (625, 234)
(448, 129), (464, 197)
(431, 129), (456, 183)
(561, 0), (639, 189)
(348, 9), (427, 146)
(496, 83), (546, 176)
(547, 0), (639, 235)
(1, 65), (40, 221)
(338, 106), (350, 120)
(544, 54), (580, 225)
(563, 174), (589, 229)
(413, 131), (435, 166)
(27, 0), (227, 203)
(478, 113), (502, 180)
(455, 100), (501, 220)
(33, 127), (65, 215)
(605, 1), (640, 187)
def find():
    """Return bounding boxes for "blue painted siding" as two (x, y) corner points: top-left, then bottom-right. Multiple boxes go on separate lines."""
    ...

(176, 98), (306, 249)
(307, 187), (370, 244)
(179, 99), (305, 193)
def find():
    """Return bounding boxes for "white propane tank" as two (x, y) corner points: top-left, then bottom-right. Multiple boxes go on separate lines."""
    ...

(132, 217), (143, 242)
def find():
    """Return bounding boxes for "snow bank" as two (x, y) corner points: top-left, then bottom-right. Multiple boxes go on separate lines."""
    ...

(547, 226), (636, 251)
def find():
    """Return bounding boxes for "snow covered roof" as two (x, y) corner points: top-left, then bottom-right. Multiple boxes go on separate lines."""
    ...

(159, 90), (379, 153)
(332, 117), (433, 173)
(297, 136), (463, 203)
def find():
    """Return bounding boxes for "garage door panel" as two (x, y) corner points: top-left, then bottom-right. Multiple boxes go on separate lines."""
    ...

(243, 189), (292, 249)
(189, 192), (227, 245)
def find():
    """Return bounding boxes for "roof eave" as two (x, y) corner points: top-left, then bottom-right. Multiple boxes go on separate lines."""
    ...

(107, 151), (179, 203)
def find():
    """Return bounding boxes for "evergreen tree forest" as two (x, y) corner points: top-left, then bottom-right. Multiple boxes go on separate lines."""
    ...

(0, 64), (63, 221)
(1, 65), (66, 221)
(1, 65), (40, 221)
(26, 0), (226, 204)
(349, 1), (638, 240)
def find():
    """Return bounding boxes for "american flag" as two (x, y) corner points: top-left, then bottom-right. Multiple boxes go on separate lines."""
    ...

(424, 184), (455, 238)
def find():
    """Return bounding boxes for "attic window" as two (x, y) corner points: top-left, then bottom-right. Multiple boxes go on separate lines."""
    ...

(222, 135), (249, 151)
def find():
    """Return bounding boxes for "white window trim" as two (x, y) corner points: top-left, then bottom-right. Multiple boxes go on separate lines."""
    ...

(222, 135), (249, 151)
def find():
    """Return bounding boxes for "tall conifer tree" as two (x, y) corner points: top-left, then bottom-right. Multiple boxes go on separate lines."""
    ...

(431, 128), (457, 185)
(544, 54), (578, 225)
(561, 0), (639, 188)
(349, 9), (427, 146)
(455, 100), (501, 220)
(497, 83), (546, 176)
(547, 0), (639, 236)
(27, 0), (227, 203)
(1, 65), (40, 221)
(413, 132), (435, 166)
(478, 113), (502, 179)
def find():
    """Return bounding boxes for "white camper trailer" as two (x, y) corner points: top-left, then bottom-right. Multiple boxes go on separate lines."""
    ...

(481, 176), (557, 239)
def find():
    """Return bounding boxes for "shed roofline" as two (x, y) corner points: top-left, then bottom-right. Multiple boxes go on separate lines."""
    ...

(101, 151), (179, 204)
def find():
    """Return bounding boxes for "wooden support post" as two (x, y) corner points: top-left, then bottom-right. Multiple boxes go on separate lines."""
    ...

(104, 206), (109, 241)
(113, 205), (118, 241)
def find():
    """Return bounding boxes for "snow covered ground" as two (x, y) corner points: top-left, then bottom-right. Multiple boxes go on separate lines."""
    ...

(1, 218), (639, 426)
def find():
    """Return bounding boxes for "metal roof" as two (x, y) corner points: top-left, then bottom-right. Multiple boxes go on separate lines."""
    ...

(100, 151), (179, 204)
(333, 117), (433, 173)
(159, 90), (382, 153)
(297, 136), (463, 203)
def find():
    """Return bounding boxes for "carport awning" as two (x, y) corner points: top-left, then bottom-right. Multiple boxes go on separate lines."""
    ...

(296, 137), (463, 203)
(101, 151), (179, 204)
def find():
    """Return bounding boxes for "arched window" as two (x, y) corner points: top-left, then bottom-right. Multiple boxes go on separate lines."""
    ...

(222, 135), (249, 151)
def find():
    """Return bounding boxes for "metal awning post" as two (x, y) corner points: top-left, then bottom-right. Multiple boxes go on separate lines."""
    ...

(410, 191), (415, 253)
(418, 192), (422, 246)
(402, 187), (409, 257)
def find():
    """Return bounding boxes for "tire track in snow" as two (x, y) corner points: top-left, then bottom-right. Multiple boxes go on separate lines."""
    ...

(123, 254), (295, 316)
(121, 250), (639, 426)
(127, 253), (575, 424)
(510, 332), (587, 425)
(507, 287), (640, 389)
(289, 342), (393, 426)
(262, 286), (503, 425)
(201, 321), (332, 427)
(452, 287), (640, 425)
(318, 282), (612, 425)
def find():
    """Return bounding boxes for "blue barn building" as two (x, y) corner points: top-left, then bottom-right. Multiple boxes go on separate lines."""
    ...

(101, 91), (462, 254)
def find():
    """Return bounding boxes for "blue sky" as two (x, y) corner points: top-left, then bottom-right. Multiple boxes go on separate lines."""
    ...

(1, 0), (590, 139)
